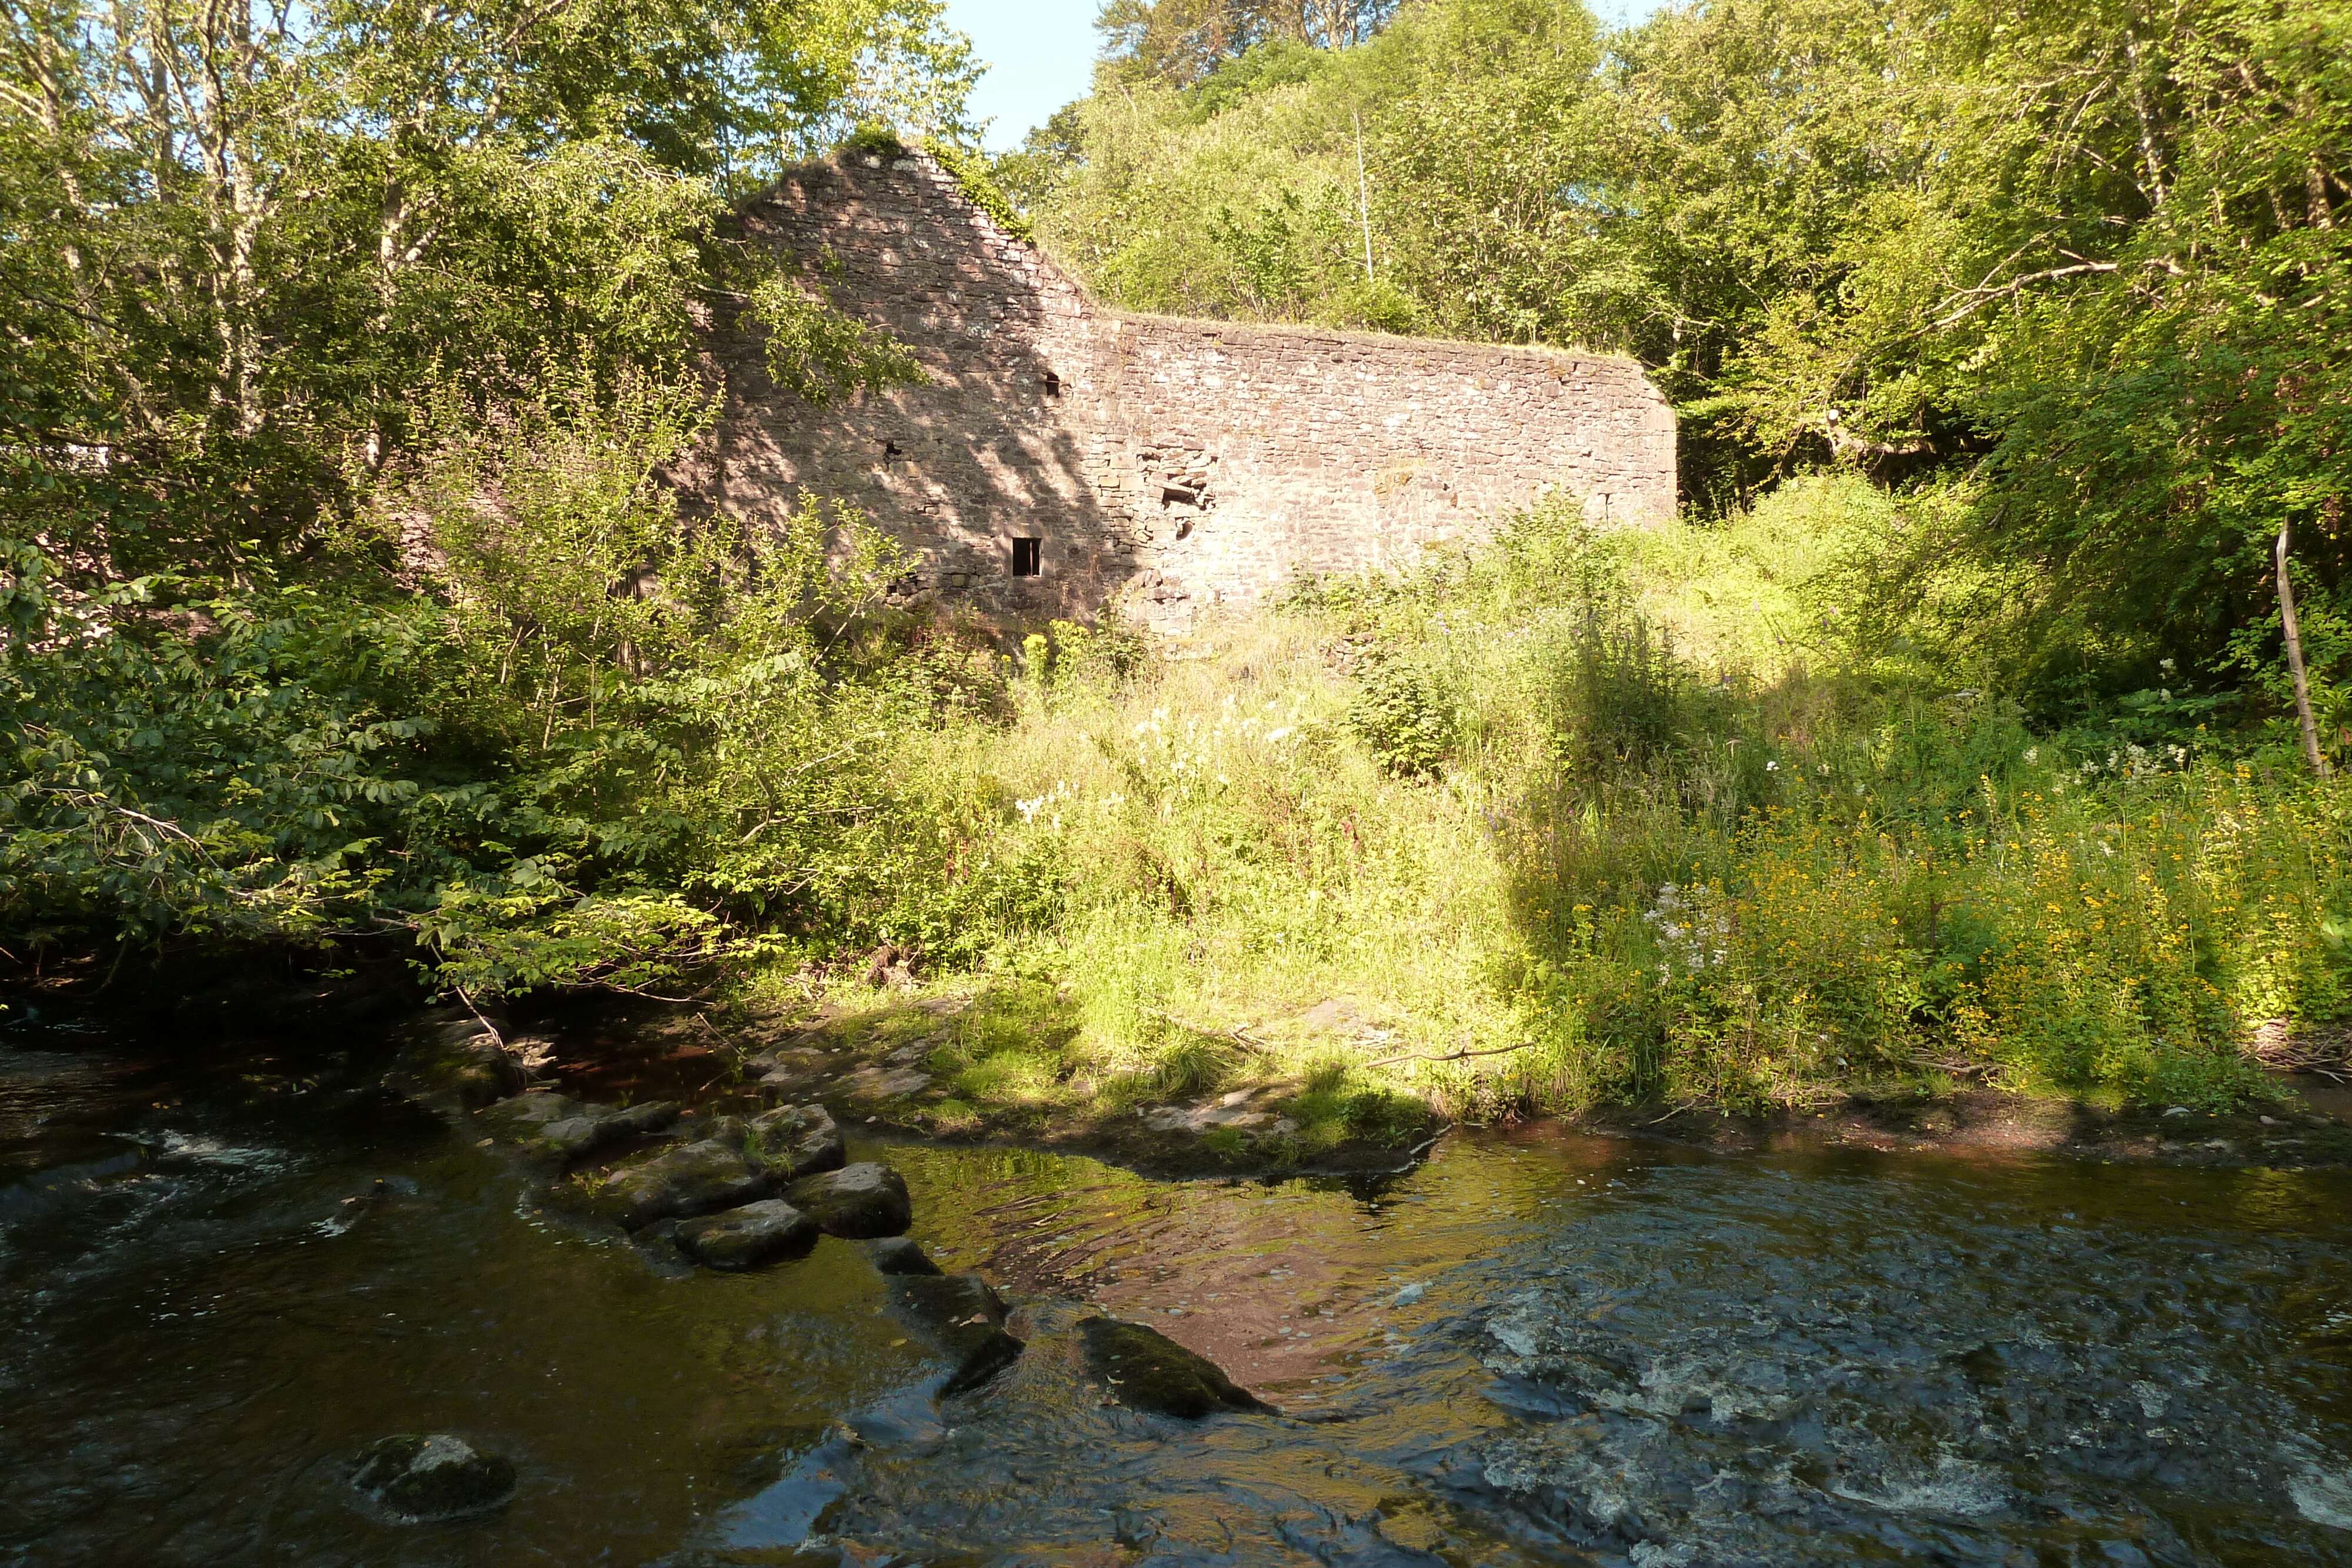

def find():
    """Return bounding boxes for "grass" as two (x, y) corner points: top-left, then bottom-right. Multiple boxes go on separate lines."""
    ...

(727, 475), (2352, 1138)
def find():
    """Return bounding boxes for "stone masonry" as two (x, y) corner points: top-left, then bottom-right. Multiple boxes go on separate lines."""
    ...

(690, 148), (1677, 633)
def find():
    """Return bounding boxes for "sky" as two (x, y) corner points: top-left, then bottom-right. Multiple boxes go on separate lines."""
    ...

(945, 0), (1101, 152)
(943, 0), (1665, 153)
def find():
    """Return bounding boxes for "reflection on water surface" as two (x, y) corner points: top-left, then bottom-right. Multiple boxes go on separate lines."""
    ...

(2, 1014), (2349, 1565)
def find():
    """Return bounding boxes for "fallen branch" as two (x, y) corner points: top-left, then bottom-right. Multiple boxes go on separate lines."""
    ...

(1903, 1053), (2000, 1079)
(2247, 1019), (2352, 1082)
(1362, 1040), (1532, 1070)
(451, 983), (505, 1049)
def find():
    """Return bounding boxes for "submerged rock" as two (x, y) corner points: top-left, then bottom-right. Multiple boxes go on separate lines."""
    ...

(350, 1433), (516, 1522)
(866, 1236), (943, 1276)
(674, 1199), (820, 1270)
(1078, 1318), (1271, 1419)
(891, 1272), (1024, 1395)
(594, 1139), (769, 1229)
(744, 1104), (847, 1179)
(783, 1162), (912, 1238)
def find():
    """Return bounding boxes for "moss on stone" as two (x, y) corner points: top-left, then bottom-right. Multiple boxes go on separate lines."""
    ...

(1078, 1317), (1271, 1419)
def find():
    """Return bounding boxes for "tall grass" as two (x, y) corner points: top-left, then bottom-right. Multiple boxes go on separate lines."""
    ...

(780, 475), (2351, 1126)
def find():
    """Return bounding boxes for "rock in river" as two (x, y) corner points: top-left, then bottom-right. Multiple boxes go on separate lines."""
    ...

(477, 1093), (679, 1164)
(439, 1044), (524, 1109)
(596, 1139), (769, 1229)
(743, 1103), (846, 1179)
(1078, 1318), (1271, 1419)
(891, 1272), (1025, 1396)
(350, 1433), (516, 1522)
(530, 1100), (678, 1163)
(674, 1199), (820, 1270)
(782, 1161), (911, 1238)
(865, 1236), (943, 1276)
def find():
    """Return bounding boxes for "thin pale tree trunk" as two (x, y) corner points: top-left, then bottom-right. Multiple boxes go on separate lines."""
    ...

(2277, 521), (2330, 778)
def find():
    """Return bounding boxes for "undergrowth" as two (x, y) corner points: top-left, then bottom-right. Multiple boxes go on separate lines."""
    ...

(756, 475), (2347, 1125)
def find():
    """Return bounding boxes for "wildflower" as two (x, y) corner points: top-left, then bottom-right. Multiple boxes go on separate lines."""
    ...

(2023, 747), (2038, 764)
(1766, 760), (1779, 771)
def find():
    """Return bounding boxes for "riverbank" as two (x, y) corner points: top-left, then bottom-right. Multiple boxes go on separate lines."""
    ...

(9, 950), (2348, 1178)
(473, 979), (2352, 1179)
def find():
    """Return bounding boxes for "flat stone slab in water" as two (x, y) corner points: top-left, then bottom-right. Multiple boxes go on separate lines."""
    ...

(350, 1433), (516, 1522)
(596, 1139), (768, 1229)
(674, 1199), (819, 1270)
(783, 1161), (911, 1238)
(1078, 1318), (1271, 1419)
(744, 1104), (846, 1179)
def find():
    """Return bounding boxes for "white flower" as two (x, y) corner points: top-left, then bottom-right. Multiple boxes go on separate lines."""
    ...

(2023, 747), (2038, 764)
(1766, 760), (1778, 771)
(1267, 727), (1294, 744)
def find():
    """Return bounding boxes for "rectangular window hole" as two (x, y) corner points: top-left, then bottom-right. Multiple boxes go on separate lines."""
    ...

(1011, 537), (1042, 577)
(1042, 371), (1063, 398)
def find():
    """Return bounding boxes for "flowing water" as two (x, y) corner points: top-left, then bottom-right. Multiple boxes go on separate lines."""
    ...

(4, 1007), (2351, 1567)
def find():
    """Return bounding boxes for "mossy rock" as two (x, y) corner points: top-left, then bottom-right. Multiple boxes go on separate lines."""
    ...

(1078, 1318), (1271, 1419)
(478, 1093), (680, 1164)
(743, 1104), (846, 1179)
(350, 1433), (516, 1522)
(593, 1139), (769, 1230)
(674, 1199), (819, 1271)
(781, 1161), (911, 1238)
(477, 1092), (583, 1134)
(435, 1044), (523, 1109)
(529, 1100), (679, 1163)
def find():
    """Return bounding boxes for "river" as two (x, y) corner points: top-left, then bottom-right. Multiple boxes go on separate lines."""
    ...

(4, 1007), (2349, 1565)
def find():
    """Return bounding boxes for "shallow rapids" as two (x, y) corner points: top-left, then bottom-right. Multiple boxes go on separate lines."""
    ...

(3, 1011), (2348, 1566)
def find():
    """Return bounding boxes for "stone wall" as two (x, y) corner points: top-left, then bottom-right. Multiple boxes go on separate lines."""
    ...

(690, 148), (1676, 632)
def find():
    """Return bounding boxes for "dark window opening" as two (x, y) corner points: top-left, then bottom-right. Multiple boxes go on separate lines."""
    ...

(881, 439), (905, 461)
(1041, 371), (1063, 399)
(1011, 537), (1043, 577)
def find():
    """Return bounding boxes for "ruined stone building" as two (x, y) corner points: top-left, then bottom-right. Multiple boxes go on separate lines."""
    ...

(690, 148), (1677, 632)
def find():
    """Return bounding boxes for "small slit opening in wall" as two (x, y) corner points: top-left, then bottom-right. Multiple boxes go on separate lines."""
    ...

(1041, 371), (1063, 399)
(1011, 537), (1042, 577)
(882, 439), (905, 461)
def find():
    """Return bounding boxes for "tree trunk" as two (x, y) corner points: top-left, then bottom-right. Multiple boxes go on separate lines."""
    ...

(2277, 521), (2330, 778)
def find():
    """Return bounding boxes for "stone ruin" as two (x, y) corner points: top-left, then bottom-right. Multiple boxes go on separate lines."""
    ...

(684, 148), (1678, 634)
